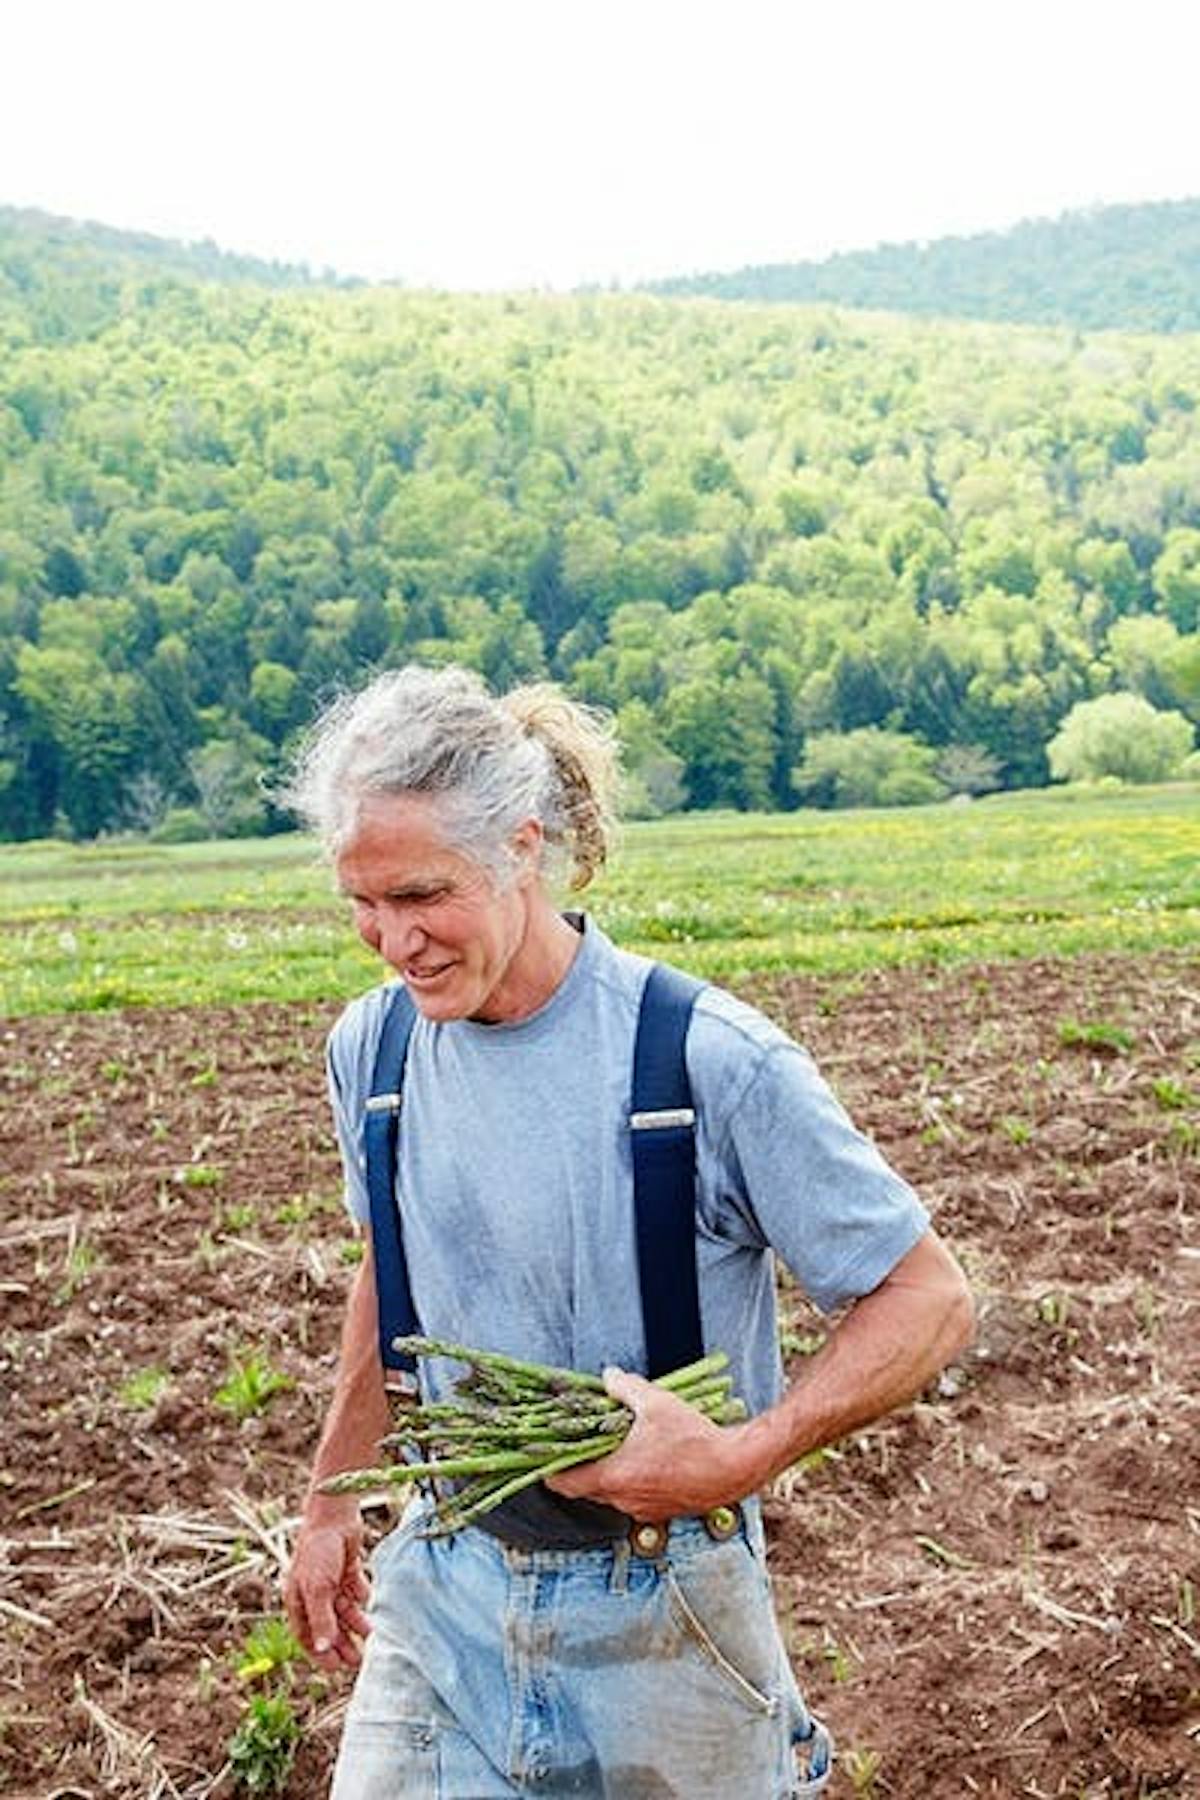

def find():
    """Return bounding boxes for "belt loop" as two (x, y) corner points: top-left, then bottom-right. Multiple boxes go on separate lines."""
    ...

(609, 1536), (631, 1595)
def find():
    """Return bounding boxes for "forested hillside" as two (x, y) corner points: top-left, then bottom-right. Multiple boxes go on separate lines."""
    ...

(2, 212), (1199, 839)
(0, 207), (342, 346)
(650, 199), (1200, 333)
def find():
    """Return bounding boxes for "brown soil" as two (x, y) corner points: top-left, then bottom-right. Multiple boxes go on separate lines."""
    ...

(1, 952), (1197, 1799)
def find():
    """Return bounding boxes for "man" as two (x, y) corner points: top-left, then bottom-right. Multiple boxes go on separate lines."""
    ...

(283, 665), (974, 1798)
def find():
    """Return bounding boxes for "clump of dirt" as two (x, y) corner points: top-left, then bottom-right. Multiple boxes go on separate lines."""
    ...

(1, 951), (1197, 1797)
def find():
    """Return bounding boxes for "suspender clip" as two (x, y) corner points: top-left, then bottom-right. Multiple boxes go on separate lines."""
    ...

(630, 1107), (695, 1131)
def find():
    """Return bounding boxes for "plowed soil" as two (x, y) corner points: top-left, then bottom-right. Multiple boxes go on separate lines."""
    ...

(2, 951), (1197, 1799)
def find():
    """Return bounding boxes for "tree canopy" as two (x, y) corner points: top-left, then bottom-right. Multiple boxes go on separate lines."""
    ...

(649, 198), (1200, 334)
(0, 209), (1197, 838)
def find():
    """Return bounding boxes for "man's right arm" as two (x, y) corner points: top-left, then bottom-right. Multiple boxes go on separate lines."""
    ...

(284, 1240), (391, 1672)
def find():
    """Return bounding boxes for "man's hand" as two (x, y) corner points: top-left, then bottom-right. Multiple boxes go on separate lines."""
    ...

(284, 1499), (372, 1673)
(546, 1368), (753, 1521)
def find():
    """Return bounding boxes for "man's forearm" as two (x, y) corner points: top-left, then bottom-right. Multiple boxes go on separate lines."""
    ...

(304, 1245), (392, 1512)
(734, 1230), (975, 1491)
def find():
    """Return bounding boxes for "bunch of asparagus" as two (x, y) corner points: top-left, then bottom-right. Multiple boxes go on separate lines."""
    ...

(321, 1334), (746, 1536)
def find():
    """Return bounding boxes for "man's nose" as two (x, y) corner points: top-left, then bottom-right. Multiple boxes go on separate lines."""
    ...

(378, 911), (427, 969)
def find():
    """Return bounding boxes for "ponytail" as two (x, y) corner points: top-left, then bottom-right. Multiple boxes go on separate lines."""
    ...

(501, 684), (619, 890)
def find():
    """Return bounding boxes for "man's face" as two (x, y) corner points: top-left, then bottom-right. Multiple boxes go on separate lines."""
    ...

(334, 793), (538, 1023)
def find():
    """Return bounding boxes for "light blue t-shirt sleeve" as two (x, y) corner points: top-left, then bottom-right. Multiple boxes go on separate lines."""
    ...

(691, 992), (930, 1315)
(326, 989), (389, 1228)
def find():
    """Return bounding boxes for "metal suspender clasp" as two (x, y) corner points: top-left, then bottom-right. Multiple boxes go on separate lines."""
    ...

(365, 1091), (402, 1115)
(629, 1107), (696, 1131)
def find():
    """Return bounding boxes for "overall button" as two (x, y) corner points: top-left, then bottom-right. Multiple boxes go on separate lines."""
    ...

(630, 1520), (669, 1558)
(703, 1503), (741, 1541)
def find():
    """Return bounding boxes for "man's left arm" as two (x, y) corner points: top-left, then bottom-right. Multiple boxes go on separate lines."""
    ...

(548, 1229), (974, 1522)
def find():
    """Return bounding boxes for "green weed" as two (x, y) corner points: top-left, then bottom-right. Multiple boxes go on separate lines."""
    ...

(1166, 1117), (1198, 1155)
(338, 1238), (365, 1265)
(234, 1616), (304, 1685)
(220, 1203), (258, 1233)
(214, 1350), (294, 1420)
(822, 1634), (858, 1683)
(1035, 1292), (1071, 1329)
(118, 1366), (170, 1410)
(54, 1239), (100, 1305)
(1057, 1018), (1134, 1055)
(227, 1693), (301, 1795)
(178, 1162), (222, 1189)
(1152, 1076), (1192, 1111)
(842, 1747), (883, 1796)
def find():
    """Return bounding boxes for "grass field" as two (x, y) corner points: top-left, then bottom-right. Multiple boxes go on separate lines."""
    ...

(2, 782), (1198, 1015)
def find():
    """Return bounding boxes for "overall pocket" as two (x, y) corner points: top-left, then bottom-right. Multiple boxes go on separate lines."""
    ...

(663, 1539), (784, 1719)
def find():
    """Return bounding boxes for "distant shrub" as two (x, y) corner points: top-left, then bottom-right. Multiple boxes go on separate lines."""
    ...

(1048, 693), (1194, 784)
(152, 806), (210, 843)
(793, 728), (942, 809)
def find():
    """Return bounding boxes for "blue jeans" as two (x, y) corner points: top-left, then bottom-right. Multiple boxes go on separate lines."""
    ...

(331, 1503), (832, 1798)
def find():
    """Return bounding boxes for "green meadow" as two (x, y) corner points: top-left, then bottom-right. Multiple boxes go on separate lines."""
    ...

(1, 784), (1197, 1017)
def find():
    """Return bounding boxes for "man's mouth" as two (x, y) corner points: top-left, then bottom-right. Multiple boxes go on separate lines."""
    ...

(405, 962), (454, 983)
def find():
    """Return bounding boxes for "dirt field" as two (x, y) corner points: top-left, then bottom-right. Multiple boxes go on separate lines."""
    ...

(2, 951), (1197, 1798)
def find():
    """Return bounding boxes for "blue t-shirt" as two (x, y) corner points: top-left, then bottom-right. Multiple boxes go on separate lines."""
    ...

(326, 915), (928, 1545)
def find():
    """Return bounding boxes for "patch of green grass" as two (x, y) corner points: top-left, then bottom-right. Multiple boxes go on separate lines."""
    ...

(1057, 1018), (1135, 1054)
(2, 786), (1198, 1014)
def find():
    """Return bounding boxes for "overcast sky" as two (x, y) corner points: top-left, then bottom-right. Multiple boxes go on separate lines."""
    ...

(6, 0), (1200, 290)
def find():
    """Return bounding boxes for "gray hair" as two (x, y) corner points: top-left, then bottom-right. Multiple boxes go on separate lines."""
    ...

(281, 664), (619, 889)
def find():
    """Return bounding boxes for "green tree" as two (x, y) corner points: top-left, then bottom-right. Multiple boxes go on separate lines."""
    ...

(1047, 693), (1194, 783)
(15, 643), (139, 835)
(934, 742), (1003, 796)
(793, 727), (942, 809)
(1152, 528), (1200, 632)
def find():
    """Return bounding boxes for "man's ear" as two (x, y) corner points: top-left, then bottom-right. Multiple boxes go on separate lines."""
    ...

(511, 817), (544, 877)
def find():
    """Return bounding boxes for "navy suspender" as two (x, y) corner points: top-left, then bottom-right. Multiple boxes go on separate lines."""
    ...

(364, 984), (420, 1377)
(629, 962), (705, 1376)
(363, 962), (705, 1382)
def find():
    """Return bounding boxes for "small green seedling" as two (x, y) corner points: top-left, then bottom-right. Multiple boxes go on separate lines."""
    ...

(338, 1238), (365, 1266)
(215, 1350), (294, 1420)
(118, 1366), (170, 1410)
(843, 1746), (883, 1796)
(220, 1203), (258, 1233)
(235, 1617), (304, 1685)
(822, 1633), (857, 1684)
(1152, 1077), (1192, 1112)
(179, 1163), (222, 1188)
(1057, 1019), (1134, 1055)
(54, 1239), (100, 1305)
(1036, 1291), (1071, 1329)
(227, 1692), (301, 1795)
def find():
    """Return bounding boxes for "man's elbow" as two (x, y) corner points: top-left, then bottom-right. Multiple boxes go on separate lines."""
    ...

(941, 1257), (976, 1361)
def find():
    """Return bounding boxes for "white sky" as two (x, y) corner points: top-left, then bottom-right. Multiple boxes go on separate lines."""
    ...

(5, 0), (1200, 290)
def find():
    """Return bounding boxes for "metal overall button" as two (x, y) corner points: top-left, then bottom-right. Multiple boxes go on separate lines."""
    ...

(630, 1520), (669, 1558)
(703, 1503), (741, 1542)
